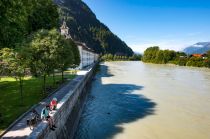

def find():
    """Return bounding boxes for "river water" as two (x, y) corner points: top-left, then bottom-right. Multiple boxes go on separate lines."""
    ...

(75, 62), (210, 139)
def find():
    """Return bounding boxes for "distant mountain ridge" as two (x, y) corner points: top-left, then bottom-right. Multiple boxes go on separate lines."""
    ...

(183, 42), (210, 55)
(54, 0), (133, 56)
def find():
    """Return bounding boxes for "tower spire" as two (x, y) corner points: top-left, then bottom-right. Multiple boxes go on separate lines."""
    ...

(60, 19), (72, 39)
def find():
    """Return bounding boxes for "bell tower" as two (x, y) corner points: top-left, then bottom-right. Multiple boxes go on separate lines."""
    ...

(60, 20), (72, 39)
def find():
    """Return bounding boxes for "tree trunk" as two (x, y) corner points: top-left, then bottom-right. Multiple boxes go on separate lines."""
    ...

(62, 71), (64, 83)
(19, 77), (23, 105)
(43, 75), (46, 94)
(53, 71), (55, 86)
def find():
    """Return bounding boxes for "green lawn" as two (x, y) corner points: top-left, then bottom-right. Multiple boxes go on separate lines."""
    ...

(0, 73), (76, 134)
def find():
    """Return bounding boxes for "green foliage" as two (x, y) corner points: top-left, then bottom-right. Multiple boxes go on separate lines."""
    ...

(101, 53), (141, 61)
(0, 48), (26, 77)
(0, 0), (59, 49)
(0, 1), (28, 48)
(143, 47), (179, 64)
(24, 29), (60, 77)
(28, 0), (59, 33)
(142, 46), (160, 62)
(174, 57), (188, 66)
(56, 38), (74, 81)
(142, 46), (210, 68)
(129, 54), (142, 61)
(186, 57), (205, 67)
(56, 0), (133, 56)
(0, 48), (28, 104)
(67, 39), (81, 68)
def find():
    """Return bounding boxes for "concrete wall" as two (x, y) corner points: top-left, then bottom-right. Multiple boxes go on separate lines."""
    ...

(28, 63), (97, 139)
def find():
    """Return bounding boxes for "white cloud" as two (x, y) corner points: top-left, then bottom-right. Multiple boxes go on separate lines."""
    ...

(128, 39), (195, 53)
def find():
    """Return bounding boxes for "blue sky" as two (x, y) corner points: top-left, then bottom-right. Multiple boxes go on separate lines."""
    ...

(83, 0), (210, 53)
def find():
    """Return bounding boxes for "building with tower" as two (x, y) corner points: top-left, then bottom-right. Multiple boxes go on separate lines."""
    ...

(60, 21), (99, 69)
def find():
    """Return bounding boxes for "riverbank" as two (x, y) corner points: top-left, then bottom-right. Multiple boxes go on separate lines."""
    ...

(147, 62), (210, 71)
(143, 61), (210, 70)
(142, 47), (210, 68)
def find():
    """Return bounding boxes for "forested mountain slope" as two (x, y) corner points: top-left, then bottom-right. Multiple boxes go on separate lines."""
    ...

(54, 0), (133, 56)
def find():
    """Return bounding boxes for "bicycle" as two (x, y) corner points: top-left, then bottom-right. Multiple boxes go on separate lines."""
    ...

(26, 109), (41, 130)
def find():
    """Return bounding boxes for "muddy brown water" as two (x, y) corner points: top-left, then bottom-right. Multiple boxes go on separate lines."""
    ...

(75, 62), (210, 139)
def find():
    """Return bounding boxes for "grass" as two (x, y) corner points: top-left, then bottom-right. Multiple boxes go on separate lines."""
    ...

(0, 72), (76, 134)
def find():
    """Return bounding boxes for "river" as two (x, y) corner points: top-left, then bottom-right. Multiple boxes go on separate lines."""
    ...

(75, 61), (210, 139)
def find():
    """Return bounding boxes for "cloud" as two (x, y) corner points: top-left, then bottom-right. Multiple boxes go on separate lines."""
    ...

(128, 39), (195, 53)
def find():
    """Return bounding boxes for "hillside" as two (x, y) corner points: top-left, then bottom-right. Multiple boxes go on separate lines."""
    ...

(183, 42), (210, 55)
(54, 0), (133, 56)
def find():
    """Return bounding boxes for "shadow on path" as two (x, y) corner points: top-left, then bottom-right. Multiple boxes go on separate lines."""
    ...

(75, 64), (156, 139)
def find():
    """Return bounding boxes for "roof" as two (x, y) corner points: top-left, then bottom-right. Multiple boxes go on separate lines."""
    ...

(75, 41), (96, 53)
(192, 54), (206, 57)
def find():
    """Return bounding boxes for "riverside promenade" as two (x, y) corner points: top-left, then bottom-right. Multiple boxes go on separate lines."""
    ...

(1, 66), (93, 139)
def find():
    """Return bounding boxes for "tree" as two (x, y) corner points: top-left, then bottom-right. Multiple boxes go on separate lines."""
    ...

(155, 50), (165, 64)
(28, 0), (59, 33)
(0, 48), (27, 105)
(142, 46), (159, 62)
(207, 51), (210, 58)
(0, 1), (28, 48)
(68, 39), (80, 68)
(163, 50), (176, 62)
(0, 0), (59, 49)
(186, 57), (204, 67)
(25, 29), (61, 93)
(56, 38), (75, 82)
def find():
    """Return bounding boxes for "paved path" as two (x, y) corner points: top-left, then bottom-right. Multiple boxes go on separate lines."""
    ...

(1, 68), (90, 139)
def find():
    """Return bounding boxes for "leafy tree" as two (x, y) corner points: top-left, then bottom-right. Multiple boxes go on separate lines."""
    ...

(129, 54), (142, 61)
(0, 0), (59, 49)
(56, 38), (75, 82)
(68, 39), (80, 68)
(163, 50), (176, 62)
(142, 46), (159, 62)
(155, 50), (165, 64)
(186, 57), (204, 67)
(0, 48), (27, 105)
(28, 0), (59, 33)
(25, 29), (61, 93)
(0, 1), (28, 48)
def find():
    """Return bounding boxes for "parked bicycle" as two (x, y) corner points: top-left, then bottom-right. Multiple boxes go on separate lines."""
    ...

(26, 109), (41, 130)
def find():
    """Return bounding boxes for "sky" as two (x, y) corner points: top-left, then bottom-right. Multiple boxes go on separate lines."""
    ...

(83, 0), (210, 53)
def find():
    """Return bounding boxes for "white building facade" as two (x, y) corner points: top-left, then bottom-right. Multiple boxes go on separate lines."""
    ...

(60, 21), (99, 69)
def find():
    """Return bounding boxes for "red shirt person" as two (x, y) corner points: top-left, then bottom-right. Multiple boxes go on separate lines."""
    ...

(50, 98), (57, 110)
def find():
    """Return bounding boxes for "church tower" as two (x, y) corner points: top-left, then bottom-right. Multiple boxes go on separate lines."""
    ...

(60, 20), (72, 39)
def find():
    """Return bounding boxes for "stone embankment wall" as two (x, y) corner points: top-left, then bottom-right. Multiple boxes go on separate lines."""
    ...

(28, 63), (97, 139)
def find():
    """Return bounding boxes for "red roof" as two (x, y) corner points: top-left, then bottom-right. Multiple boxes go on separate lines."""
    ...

(192, 54), (203, 57)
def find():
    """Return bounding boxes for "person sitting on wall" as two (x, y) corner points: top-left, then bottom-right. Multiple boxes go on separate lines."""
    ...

(41, 105), (57, 130)
(50, 98), (58, 111)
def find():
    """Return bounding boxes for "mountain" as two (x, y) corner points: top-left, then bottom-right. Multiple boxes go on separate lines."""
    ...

(183, 42), (210, 55)
(54, 0), (133, 56)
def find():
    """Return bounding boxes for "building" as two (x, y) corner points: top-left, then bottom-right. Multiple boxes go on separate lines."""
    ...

(191, 54), (208, 59)
(60, 21), (99, 69)
(75, 42), (99, 69)
(60, 21), (72, 39)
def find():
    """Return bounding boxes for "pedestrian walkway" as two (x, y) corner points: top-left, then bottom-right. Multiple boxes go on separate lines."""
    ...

(1, 68), (91, 139)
